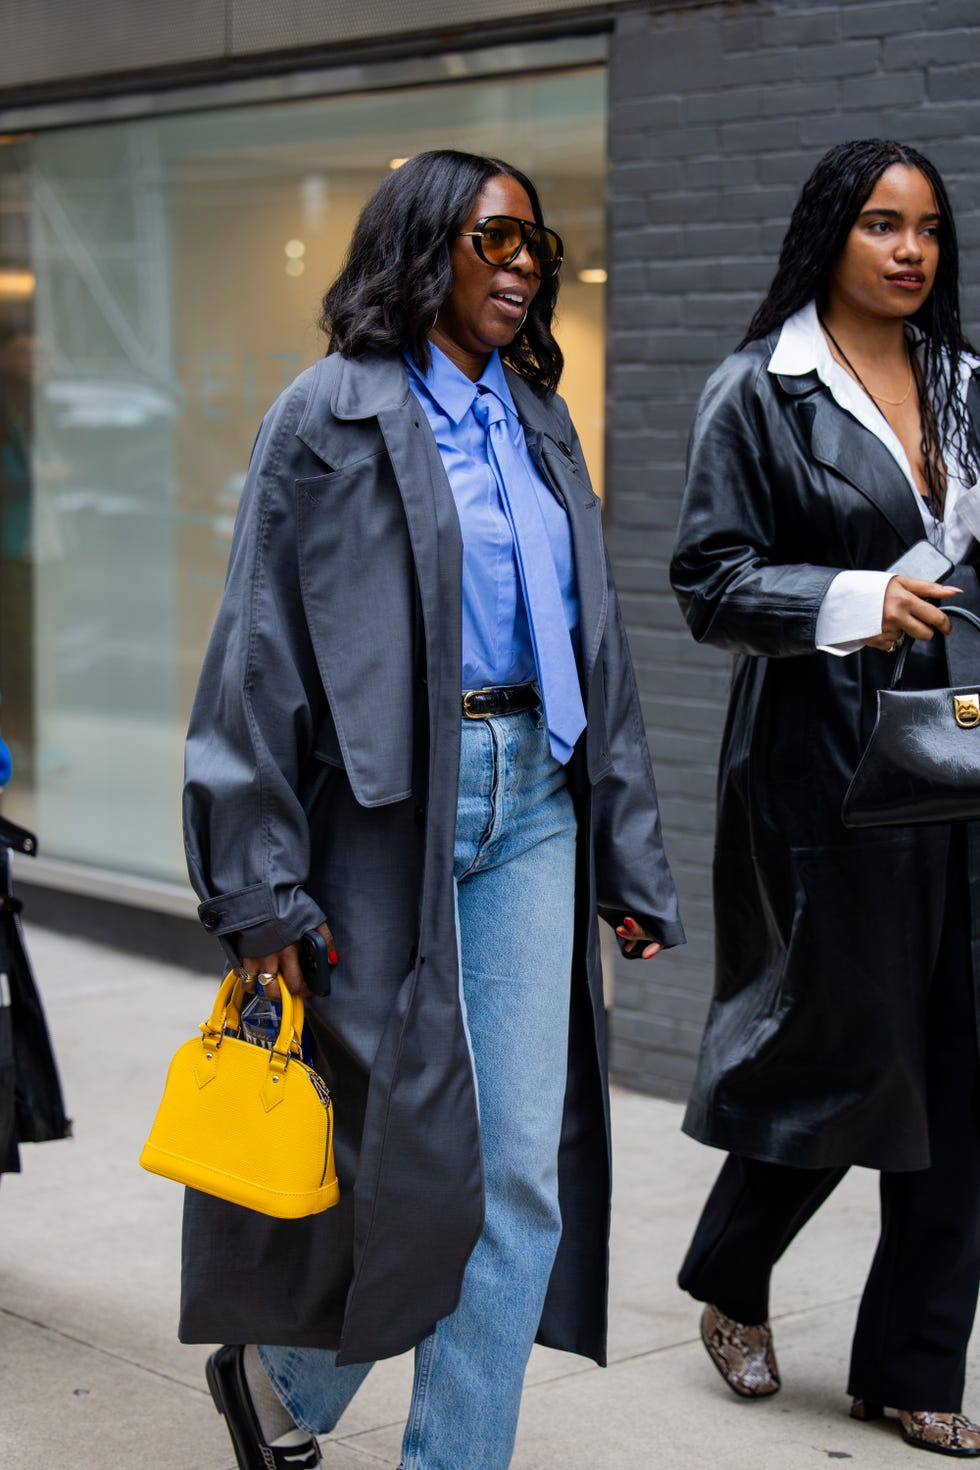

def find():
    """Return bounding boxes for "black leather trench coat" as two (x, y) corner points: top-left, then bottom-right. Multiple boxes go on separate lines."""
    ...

(180, 352), (683, 1365)
(671, 335), (980, 1174)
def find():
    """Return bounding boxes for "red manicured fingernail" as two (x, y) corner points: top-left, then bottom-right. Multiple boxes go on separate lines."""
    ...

(328, 949), (338, 965)
(624, 917), (635, 931)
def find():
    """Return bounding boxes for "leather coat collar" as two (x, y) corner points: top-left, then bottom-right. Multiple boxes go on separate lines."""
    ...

(770, 333), (980, 552)
(800, 386), (926, 548)
(768, 331), (924, 550)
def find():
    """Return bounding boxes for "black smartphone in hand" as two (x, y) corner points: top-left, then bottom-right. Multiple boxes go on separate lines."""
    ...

(299, 928), (332, 997)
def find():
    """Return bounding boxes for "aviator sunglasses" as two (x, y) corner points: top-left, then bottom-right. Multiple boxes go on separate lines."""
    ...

(457, 215), (564, 279)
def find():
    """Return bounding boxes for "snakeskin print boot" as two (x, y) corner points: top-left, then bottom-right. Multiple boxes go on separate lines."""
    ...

(852, 1398), (980, 1457)
(699, 1302), (781, 1399)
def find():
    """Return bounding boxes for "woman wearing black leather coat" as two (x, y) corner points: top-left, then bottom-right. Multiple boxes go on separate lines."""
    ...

(671, 140), (980, 1458)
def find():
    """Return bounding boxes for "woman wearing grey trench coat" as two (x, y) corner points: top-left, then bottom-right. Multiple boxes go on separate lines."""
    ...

(181, 150), (683, 1470)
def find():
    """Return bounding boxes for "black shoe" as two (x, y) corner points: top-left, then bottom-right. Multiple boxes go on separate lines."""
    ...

(206, 1344), (323, 1470)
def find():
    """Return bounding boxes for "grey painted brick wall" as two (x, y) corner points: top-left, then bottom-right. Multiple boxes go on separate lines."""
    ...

(605, 0), (980, 1098)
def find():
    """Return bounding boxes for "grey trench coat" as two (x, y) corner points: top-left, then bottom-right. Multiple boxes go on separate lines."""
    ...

(671, 335), (980, 1175)
(181, 352), (684, 1366)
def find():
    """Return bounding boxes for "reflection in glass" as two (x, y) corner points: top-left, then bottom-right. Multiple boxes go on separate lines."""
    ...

(0, 70), (606, 884)
(0, 140), (34, 833)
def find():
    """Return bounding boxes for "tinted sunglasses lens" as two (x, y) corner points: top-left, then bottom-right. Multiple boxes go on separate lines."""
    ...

(474, 218), (563, 276)
(478, 218), (524, 265)
(531, 228), (562, 276)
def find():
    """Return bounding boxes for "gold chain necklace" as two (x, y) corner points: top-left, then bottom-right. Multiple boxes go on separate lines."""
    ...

(819, 318), (914, 407)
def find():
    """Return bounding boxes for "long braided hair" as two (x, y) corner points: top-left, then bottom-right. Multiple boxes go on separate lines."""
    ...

(741, 139), (978, 510)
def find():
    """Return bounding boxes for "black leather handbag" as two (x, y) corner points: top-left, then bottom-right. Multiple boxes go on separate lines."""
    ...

(842, 605), (980, 829)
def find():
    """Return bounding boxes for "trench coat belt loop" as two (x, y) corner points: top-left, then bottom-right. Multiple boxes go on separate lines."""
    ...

(461, 684), (540, 719)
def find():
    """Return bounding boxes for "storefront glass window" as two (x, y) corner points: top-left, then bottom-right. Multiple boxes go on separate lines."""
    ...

(0, 68), (606, 885)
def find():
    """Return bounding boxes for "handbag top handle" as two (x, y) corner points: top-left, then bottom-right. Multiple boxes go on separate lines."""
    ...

(890, 604), (980, 687)
(201, 970), (305, 1058)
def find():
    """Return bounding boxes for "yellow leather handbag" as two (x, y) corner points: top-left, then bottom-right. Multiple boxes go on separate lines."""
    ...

(140, 970), (340, 1218)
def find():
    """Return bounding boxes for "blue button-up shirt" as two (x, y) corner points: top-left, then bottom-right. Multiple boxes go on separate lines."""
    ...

(404, 344), (579, 690)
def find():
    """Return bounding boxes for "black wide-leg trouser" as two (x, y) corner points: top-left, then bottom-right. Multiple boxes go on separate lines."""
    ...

(679, 835), (980, 1411)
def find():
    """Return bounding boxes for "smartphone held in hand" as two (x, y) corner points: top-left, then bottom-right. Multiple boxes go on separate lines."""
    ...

(299, 928), (333, 996)
(887, 539), (955, 583)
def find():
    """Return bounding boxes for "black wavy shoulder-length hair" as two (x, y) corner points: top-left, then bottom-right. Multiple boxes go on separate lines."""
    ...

(741, 138), (978, 507)
(320, 149), (563, 398)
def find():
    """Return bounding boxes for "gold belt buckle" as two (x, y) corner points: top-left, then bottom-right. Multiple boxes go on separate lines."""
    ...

(463, 688), (496, 719)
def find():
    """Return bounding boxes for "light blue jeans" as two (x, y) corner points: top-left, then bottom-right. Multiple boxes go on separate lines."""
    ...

(259, 710), (577, 1469)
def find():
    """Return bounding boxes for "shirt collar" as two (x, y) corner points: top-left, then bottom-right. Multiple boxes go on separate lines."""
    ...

(767, 298), (932, 383)
(766, 301), (928, 482)
(767, 300), (835, 380)
(474, 350), (518, 419)
(403, 342), (517, 426)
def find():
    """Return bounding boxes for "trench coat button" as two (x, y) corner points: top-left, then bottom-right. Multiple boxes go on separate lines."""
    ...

(202, 911), (221, 932)
(414, 805), (424, 828)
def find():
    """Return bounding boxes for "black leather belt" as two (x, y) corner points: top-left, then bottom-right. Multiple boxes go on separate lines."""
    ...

(461, 684), (539, 719)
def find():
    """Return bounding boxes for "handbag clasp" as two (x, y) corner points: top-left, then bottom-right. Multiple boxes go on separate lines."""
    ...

(954, 693), (980, 729)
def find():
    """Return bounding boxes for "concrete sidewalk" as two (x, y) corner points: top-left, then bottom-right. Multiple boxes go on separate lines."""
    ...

(1, 926), (972, 1469)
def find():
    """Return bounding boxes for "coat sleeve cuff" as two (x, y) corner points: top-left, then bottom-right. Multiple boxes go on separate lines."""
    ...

(197, 883), (326, 960)
(197, 883), (271, 936)
(599, 906), (686, 955)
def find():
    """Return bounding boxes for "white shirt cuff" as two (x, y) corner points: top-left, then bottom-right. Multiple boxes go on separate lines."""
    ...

(815, 570), (894, 657)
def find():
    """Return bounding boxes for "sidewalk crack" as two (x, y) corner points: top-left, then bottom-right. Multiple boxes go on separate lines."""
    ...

(0, 1306), (209, 1395)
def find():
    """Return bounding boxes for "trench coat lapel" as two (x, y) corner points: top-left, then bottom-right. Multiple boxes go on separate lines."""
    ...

(506, 372), (609, 696)
(319, 356), (483, 1363)
(374, 398), (465, 914)
(778, 371), (925, 549)
(321, 357), (466, 807)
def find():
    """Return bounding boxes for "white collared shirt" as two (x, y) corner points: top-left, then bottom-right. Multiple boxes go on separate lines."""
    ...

(768, 301), (980, 654)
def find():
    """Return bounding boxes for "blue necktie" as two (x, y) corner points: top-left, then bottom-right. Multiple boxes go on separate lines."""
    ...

(472, 389), (586, 764)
